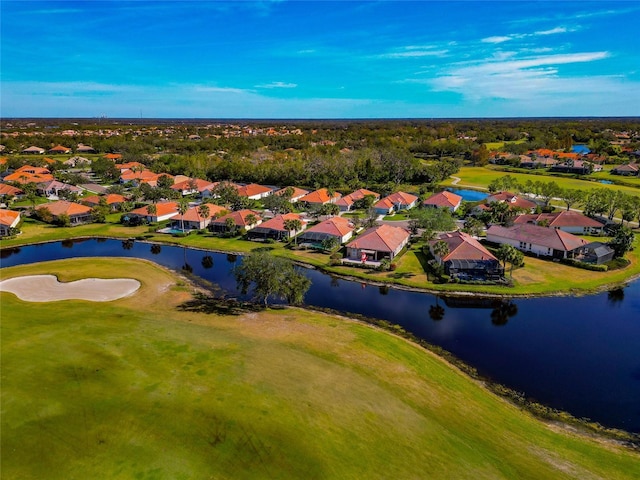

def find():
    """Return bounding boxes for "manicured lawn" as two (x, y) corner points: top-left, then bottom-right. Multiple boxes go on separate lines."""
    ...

(2, 258), (639, 479)
(444, 166), (640, 197)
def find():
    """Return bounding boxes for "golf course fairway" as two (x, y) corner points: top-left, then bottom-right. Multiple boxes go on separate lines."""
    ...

(1, 258), (638, 479)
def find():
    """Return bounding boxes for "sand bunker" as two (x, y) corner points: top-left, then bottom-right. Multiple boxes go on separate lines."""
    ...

(0, 275), (141, 302)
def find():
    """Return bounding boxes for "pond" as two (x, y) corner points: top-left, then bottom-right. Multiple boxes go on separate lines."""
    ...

(572, 144), (591, 154)
(446, 188), (488, 202)
(2, 238), (639, 434)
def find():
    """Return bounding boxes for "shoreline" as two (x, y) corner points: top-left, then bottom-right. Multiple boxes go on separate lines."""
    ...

(1, 234), (637, 299)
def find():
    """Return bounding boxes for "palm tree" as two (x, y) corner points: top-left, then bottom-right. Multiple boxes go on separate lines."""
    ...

(244, 213), (258, 229)
(146, 203), (157, 223)
(197, 204), (210, 230)
(177, 198), (189, 232)
(432, 240), (449, 263)
(284, 218), (303, 244)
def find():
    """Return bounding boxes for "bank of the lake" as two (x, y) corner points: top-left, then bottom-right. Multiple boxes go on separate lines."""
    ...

(2, 215), (639, 297)
(2, 258), (639, 479)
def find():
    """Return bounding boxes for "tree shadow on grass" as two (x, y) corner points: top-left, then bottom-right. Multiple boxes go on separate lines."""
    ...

(387, 272), (415, 279)
(178, 292), (263, 316)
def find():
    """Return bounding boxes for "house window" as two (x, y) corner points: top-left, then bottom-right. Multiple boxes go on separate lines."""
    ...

(519, 241), (526, 249)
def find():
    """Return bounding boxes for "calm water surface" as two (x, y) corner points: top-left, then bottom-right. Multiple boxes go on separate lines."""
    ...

(2, 238), (639, 433)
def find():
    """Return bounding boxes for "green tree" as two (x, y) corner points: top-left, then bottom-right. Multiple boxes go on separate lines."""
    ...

(197, 204), (210, 228)
(432, 240), (450, 262)
(608, 225), (635, 258)
(559, 188), (584, 211)
(496, 244), (524, 277)
(177, 198), (189, 232)
(284, 218), (303, 244)
(224, 216), (238, 236)
(233, 250), (311, 306)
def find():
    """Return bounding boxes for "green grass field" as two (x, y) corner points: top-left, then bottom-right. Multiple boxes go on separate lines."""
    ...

(1, 258), (639, 479)
(444, 166), (640, 197)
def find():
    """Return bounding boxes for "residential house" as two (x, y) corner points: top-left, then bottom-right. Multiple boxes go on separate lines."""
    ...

(0, 208), (21, 236)
(21, 146), (45, 154)
(82, 193), (128, 211)
(513, 211), (605, 235)
(4, 165), (54, 184)
(235, 183), (273, 200)
(170, 203), (227, 231)
(209, 209), (262, 234)
(37, 180), (83, 199)
(48, 145), (71, 154)
(430, 231), (503, 280)
(299, 188), (341, 206)
(373, 191), (419, 215)
(64, 156), (91, 167)
(612, 163), (639, 176)
(247, 213), (306, 241)
(423, 191), (463, 213)
(38, 200), (92, 225)
(104, 153), (123, 161)
(519, 156), (558, 169)
(486, 224), (588, 260)
(0, 183), (24, 201)
(76, 144), (96, 154)
(274, 186), (309, 202)
(483, 191), (537, 212)
(170, 178), (217, 197)
(127, 201), (179, 223)
(345, 224), (410, 263)
(335, 188), (380, 212)
(550, 159), (603, 174)
(297, 216), (355, 247)
(115, 161), (147, 173)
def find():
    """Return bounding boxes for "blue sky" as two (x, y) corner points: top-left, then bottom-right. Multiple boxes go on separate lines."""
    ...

(1, 1), (639, 118)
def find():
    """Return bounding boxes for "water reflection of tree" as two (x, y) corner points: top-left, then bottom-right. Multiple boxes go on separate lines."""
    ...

(61, 239), (74, 249)
(379, 285), (389, 295)
(0, 247), (20, 259)
(122, 239), (134, 250)
(429, 295), (445, 321)
(490, 300), (518, 326)
(150, 244), (162, 255)
(226, 254), (237, 263)
(429, 305), (445, 321)
(607, 287), (624, 306)
(201, 255), (214, 269)
(96, 237), (107, 243)
(330, 276), (340, 288)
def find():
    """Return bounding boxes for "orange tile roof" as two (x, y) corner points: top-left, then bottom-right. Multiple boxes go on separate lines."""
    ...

(170, 178), (216, 192)
(174, 203), (227, 222)
(0, 184), (24, 196)
(299, 188), (341, 204)
(211, 209), (262, 227)
(130, 201), (178, 217)
(104, 153), (122, 160)
(48, 145), (71, 152)
(347, 224), (410, 253)
(15, 165), (51, 174)
(39, 200), (92, 217)
(305, 216), (354, 237)
(423, 191), (462, 208)
(513, 211), (603, 228)
(4, 171), (55, 184)
(236, 183), (273, 197)
(253, 212), (304, 231)
(82, 194), (127, 206)
(434, 231), (497, 262)
(0, 208), (21, 227)
(274, 186), (309, 199)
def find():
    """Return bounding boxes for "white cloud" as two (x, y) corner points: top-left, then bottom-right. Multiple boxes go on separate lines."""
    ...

(377, 45), (448, 59)
(194, 86), (251, 94)
(535, 27), (568, 35)
(481, 26), (571, 44)
(431, 52), (612, 101)
(482, 36), (512, 44)
(255, 82), (297, 89)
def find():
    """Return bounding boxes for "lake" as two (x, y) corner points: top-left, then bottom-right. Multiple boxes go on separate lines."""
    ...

(446, 188), (488, 202)
(2, 238), (639, 433)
